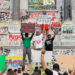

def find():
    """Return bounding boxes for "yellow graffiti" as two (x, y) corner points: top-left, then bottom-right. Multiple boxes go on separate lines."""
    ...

(9, 21), (21, 25)
(0, 22), (8, 25)
(60, 19), (70, 25)
(6, 56), (23, 60)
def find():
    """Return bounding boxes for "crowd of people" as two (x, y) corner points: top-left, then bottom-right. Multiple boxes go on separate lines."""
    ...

(0, 50), (75, 75)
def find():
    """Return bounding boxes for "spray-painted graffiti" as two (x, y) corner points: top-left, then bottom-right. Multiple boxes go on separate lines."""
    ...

(54, 49), (75, 55)
(7, 59), (22, 67)
(0, 12), (11, 22)
(0, 0), (10, 11)
(29, 12), (57, 21)
(0, 47), (10, 56)
(0, 25), (8, 34)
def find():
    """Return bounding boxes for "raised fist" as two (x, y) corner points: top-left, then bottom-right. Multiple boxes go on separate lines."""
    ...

(41, 50), (46, 55)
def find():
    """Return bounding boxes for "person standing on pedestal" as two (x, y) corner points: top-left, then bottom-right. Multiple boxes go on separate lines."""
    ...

(21, 32), (34, 65)
(44, 27), (56, 51)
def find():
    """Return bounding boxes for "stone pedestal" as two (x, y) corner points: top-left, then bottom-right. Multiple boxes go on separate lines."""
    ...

(10, 0), (20, 20)
(72, 0), (75, 23)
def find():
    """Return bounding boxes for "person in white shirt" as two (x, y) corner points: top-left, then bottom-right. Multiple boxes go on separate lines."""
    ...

(33, 32), (43, 50)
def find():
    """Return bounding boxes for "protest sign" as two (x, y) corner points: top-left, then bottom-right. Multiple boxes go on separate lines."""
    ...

(57, 54), (75, 69)
(0, 55), (7, 71)
(37, 15), (51, 24)
(21, 23), (35, 33)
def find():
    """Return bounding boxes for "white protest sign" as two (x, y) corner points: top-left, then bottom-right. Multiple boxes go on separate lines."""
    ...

(37, 15), (51, 24)
(32, 50), (52, 63)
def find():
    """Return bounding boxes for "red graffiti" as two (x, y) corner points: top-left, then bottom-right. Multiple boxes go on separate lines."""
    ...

(29, 13), (56, 21)
(7, 60), (22, 65)
(9, 34), (21, 41)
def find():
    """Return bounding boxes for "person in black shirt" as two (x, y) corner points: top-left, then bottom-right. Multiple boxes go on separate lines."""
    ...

(45, 27), (56, 51)
(41, 50), (62, 75)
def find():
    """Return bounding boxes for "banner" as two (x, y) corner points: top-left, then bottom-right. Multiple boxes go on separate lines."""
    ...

(21, 23), (35, 33)
(37, 15), (51, 24)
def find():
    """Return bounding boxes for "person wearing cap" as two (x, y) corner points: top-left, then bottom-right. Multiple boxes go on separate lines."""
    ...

(44, 27), (56, 51)
(21, 32), (34, 65)
(41, 50), (62, 75)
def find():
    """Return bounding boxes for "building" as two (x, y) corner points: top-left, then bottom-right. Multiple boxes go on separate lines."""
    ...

(72, 0), (75, 23)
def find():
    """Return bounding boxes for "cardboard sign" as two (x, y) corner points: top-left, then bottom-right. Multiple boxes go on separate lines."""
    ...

(57, 55), (75, 69)
(21, 23), (35, 33)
